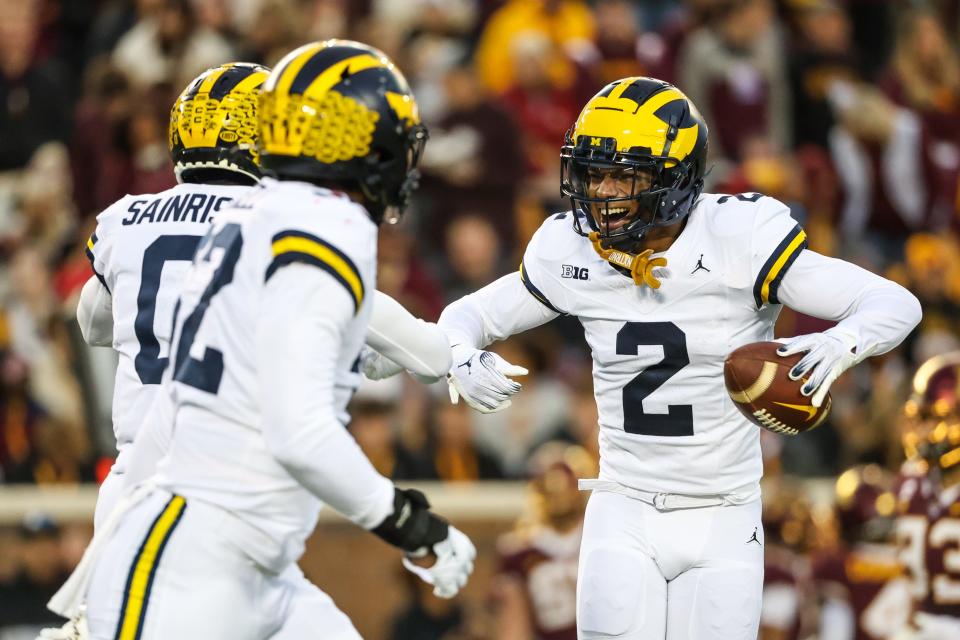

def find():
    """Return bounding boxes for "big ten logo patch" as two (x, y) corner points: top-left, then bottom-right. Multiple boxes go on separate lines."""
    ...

(561, 265), (589, 280)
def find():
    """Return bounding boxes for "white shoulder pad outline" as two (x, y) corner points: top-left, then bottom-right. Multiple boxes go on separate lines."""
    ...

(518, 212), (582, 316)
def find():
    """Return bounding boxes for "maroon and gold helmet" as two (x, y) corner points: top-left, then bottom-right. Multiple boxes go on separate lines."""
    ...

(526, 443), (597, 529)
(834, 464), (896, 545)
(902, 352), (960, 471)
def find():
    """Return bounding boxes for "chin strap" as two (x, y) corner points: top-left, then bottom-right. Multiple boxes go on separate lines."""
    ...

(588, 232), (667, 289)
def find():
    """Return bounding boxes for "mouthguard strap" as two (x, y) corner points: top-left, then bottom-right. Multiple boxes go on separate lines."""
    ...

(588, 232), (667, 289)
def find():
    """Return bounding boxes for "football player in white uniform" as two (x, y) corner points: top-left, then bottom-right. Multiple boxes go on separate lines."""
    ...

(437, 77), (922, 639)
(75, 62), (270, 534)
(76, 61), (450, 534)
(41, 61), (272, 640)
(45, 59), (455, 640)
(60, 42), (472, 640)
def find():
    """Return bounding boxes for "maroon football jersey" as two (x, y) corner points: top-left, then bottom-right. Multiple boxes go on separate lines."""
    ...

(897, 479), (960, 619)
(812, 545), (909, 640)
(496, 526), (581, 640)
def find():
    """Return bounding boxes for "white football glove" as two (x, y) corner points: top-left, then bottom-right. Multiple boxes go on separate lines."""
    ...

(37, 607), (89, 640)
(777, 331), (860, 408)
(359, 345), (405, 380)
(446, 345), (528, 414)
(402, 526), (476, 599)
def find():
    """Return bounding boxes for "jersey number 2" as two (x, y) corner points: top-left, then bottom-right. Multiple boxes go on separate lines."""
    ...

(172, 223), (244, 394)
(617, 322), (694, 436)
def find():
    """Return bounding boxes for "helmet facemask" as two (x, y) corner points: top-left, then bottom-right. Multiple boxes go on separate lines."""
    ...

(360, 123), (428, 224)
(561, 133), (703, 250)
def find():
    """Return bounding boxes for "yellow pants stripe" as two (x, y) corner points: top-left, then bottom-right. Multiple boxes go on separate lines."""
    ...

(114, 495), (187, 640)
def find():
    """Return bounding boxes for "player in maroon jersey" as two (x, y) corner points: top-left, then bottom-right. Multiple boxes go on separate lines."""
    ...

(895, 352), (960, 638)
(491, 444), (596, 640)
(760, 481), (811, 640)
(812, 465), (911, 640)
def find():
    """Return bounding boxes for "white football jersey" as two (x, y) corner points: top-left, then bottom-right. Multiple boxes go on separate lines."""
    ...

(156, 178), (375, 569)
(86, 183), (251, 448)
(519, 193), (806, 496)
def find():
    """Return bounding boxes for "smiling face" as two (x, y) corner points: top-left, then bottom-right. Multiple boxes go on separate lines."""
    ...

(585, 164), (654, 233)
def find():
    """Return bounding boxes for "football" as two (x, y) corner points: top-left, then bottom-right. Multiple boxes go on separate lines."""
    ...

(723, 341), (831, 436)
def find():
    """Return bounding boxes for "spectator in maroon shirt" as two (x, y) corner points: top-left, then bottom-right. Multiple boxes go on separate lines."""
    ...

(0, 0), (71, 172)
(827, 81), (939, 260)
(637, 0), (723, 85)
(787, 0), (860, 151)
(878, 8), (960, 229)
(418, 59), (525, 249)
(70, 63), (175, 219)
(592, 0), (646, 87)
(499, 31), (582, 207)
(678, 0), (791, 164)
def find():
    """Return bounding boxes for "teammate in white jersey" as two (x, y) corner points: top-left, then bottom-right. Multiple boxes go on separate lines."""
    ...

(65, 43), (472, 640)
(76, 63), (267, 532)
(76, 61), (449, 533)
(46, 60), (453, 640)
(438, 77), (922, 639)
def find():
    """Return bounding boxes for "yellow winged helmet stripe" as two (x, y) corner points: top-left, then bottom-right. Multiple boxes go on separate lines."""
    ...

(184, 67), (227, 147)
(573, 83), (699, 163)
(268, 42), (324, 93)
(263, 43), (325, 146)
(386, 90), (420, 126)
(301, 54), (386, 101)
(175, 65), (266, 149)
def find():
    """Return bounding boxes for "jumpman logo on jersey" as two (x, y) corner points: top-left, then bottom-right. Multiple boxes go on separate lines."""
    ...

(746, 527), (762, 545)
(691, 254), (710, 274)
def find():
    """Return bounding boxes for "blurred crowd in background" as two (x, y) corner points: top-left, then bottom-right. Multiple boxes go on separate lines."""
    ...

(0, 0), (959, 637)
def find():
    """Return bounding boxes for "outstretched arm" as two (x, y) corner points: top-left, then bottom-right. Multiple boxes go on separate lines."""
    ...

(258, 264), (474, 597)
(437, 273), (558, 413)
(360, 291), (452, 382)
(439, 272), (559, 349)
(776, 250), (921, 405)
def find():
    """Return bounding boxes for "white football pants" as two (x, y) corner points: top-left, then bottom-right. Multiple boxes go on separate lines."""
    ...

(93, 445), (132, 531)
(86, 489), (360, 640)
(576, 489), (764, 639)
